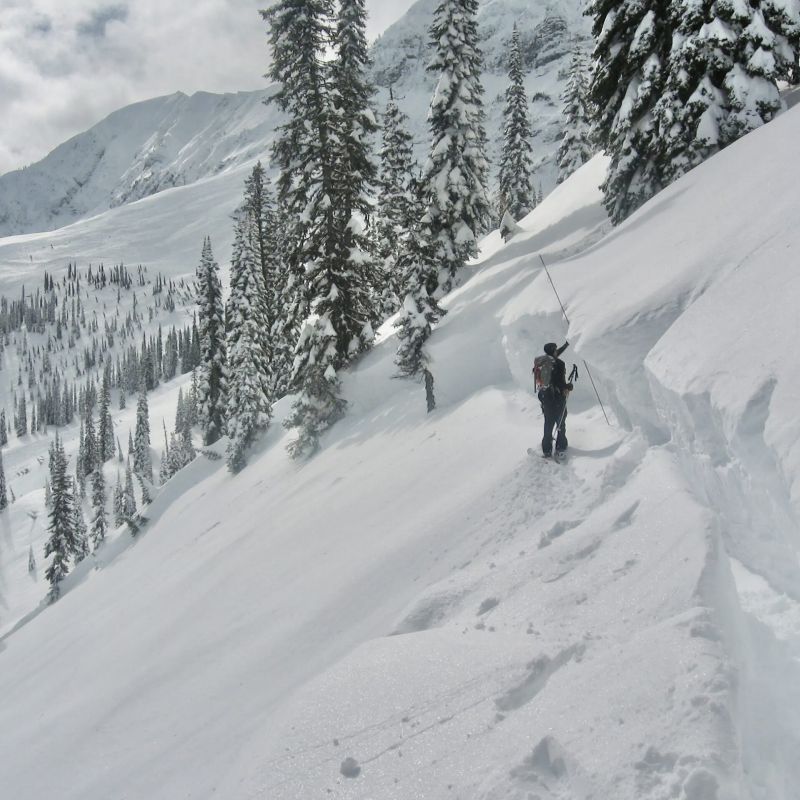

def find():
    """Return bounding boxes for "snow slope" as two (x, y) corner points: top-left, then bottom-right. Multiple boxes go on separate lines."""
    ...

(0, 0), (590, 236)
(1, 104), (800, 799)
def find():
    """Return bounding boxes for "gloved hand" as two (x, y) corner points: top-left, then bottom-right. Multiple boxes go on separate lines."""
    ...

(565, 382), (574, 392)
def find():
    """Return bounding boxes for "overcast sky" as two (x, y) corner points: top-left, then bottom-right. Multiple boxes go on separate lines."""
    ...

(0, 0), (416, 176)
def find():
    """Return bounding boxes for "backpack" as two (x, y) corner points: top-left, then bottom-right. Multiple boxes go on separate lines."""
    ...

(533, 354), (555, 392)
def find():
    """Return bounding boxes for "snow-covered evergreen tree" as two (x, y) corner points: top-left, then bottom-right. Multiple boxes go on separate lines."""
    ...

(195, 237), (227, 445)
(162, 436), (181, 482)
(140, 334), (156, 392)
(113, 472), (124, 527)
(84, 411), (97, 476)
(161, 398), (196, 481)
(175, 388), (186, 434)
(225, 212), (274, 473)
(16, 394), (27, 436)
(98, 364), (114, 461)
(655, 0), (799, 185)
(263, 0), (334, 400)
(587, 0), (672, 223)
(393, 0), (492, 374)
(498, 24), (535, 222)
(133, 381), (152, 482)
(423, 0), (491, 295)
(285, 339), (347, 457)
(394, 221), (444, 377)
(236, 167), (289, 399)
(0, 410), (7, 446)
(72, 497), (89, 564)
(123, 463), (137, 521)
(376, 90), (418, 311)
(90, 468), (107, 548)
(329, 0), (381, 325)
(721, 1), (797, 141)
(44, 433), (77, 601)
(557, 47), (594, 184)
(762, 0), (800, 84)
(76, 418), (86, 485)
(266, 0), (380, 456)
(0, 449), (7, 510)
(241, 162), (281, 306)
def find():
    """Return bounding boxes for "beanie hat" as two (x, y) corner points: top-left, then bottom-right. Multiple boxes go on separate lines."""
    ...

(544, 342), (557, 356)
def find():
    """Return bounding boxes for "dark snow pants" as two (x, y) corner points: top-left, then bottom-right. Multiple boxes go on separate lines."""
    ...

(541, 392), (568, 456)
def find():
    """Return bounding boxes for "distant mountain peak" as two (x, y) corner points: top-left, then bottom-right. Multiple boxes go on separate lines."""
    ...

(0, 0), (590, 237)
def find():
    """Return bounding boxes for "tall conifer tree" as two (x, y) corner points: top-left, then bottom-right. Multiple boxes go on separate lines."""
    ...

(113, 472), (125, 527)
(498, 24), (535, 222)
(241, 162), (281, 304)
(90, 468), (108, 548)
(329, 0), (381, 327)
(394, 209), (443, 377)
(266, 0), (379, 456)
(557, 48), (594, 184)
(44, 433), (77, 601)
(240, 165), (295, 399)
(134, 381), (152, 482)
(226, 212), (274, 472)
(587, 0), (671, 223)
(98, 363), (114, 460)
(0, 449), (7, 510)
(84, 411), (97, 476)
(377, 91), (419, 311)
(423, 0), (491, 296)
(195, 237), (227, 445)
(263, 0), (334, 394)
(123, 463), (137, 522)
(72, 498), (89, 564)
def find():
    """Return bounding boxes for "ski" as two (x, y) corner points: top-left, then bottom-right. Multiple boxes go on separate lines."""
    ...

(528, 448), (555, 461)
(527, 447), (568, 463)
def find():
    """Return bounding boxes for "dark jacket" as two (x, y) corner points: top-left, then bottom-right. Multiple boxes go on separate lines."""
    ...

(551, 357), (569, 393)
(550, 342), (572, 395)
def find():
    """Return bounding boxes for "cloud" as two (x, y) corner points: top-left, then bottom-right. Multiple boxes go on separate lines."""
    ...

(76, 3), (129, 38)
(0, 0), (269, 174)
(27, 13), (53, 35)
(0, 0), (417, 177)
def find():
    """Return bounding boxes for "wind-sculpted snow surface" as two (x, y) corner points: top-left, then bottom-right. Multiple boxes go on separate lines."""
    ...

(2, 105), (800, 798)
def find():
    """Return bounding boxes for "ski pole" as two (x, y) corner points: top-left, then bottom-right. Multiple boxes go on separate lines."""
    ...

(583, 361), (610, 426)
(540, 254), (571, 325)
(538, 254), (611, 427)
(555, 364), (578, 435)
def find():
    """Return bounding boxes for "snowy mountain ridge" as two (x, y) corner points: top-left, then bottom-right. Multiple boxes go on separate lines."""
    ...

(0, 0), (590, 236)
(0, 89), (278, 237)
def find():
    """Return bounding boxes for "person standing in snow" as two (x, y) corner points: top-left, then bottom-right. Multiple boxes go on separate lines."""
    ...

(537, 341), (573, 457)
